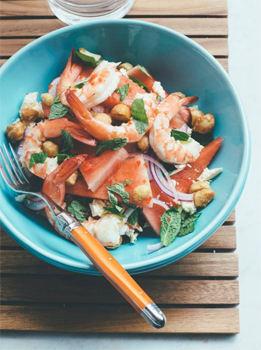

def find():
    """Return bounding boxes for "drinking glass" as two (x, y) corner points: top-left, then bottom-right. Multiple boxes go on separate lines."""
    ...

(48, 0), (135, 25)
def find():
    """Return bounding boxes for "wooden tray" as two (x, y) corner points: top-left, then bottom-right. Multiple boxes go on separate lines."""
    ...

(1, 0), (239, 334)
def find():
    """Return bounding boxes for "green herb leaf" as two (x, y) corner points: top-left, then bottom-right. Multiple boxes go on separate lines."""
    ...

(160, 207), (181, 246)
(191, 131), (214, 146)
(115, 84), (130, 101)
(123, 180), (132, 186)
(29, 152), (47, 169)
(156, 96), (163, 102)
(74, 50), (99, 68)
(131, 98), (149, 134)
(171, 130), (190, 141)
(73, 77), (90, 89)
(138, 65), (151, 77)
(55, 153), (73, 165)
(127, 206), (143, 226)
(108, 191), (118, 206)
(129, 76), (149, 92)
(178, 212), (201, 237)
(104, 205), (125, 218)
(95, 138), (127, 157)
(61, 130), (74, 153)
(67, 200), (88, 223)
(49, 95), (69, 120)
(107, 181), (130, 205)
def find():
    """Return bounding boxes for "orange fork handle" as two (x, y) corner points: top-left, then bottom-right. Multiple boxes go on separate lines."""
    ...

(70, 226), (152, 312)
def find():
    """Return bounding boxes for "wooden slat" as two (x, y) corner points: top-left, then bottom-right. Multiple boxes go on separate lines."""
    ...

(1, 276), (239, 305)
(0, 224), (236, 249)
(200, 226), (236, 250)
(0, 57), (228, 71)
(226, 210), (236, 224)
(1, 0), (228, 17)
(0, 18), (228, 37)
(0, 250), (238, 277)
(0, 38), (228, 57)
(0, 305), (239, 333)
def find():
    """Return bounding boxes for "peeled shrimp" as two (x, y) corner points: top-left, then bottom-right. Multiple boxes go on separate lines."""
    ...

(60, 60), (121, 110)
(149, 94), (201, 164)
(19, 118), (95, 179)
(66, 90), (157, 142)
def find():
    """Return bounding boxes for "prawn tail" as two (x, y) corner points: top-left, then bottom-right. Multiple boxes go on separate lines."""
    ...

(65, 126), (97, 147)
(66, 90), (93, 127)
(42, 154), (87, 206)
(180, 96), (198, 107)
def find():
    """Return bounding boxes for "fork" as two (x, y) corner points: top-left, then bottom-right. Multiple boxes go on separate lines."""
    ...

(0, 143), (166, 329)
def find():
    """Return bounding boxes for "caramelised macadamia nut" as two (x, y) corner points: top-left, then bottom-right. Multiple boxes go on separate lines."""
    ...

(189, 181), (210, 193)
(5, 121), (26, 143)
(194, 189), (215, 207)
(111, 104), (131, 122)
(137, 135), (150, 153)
(42, 141), (59, 157)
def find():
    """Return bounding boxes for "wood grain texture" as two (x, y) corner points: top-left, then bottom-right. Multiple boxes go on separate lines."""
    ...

(0, 305), (239, 333)
(0, 276), (239, 305)
(0, 18), (228, 37)
(1, 0), (228, 17)
(0, 225), (236, 249)
(0, 38), (228, 57)
(0, 250), (238, 277)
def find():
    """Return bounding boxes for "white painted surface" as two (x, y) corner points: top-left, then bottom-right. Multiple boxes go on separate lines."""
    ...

(1, 0), (261, 348)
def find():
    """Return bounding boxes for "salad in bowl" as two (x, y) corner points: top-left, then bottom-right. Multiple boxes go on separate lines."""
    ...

(5, 47), (223, 253)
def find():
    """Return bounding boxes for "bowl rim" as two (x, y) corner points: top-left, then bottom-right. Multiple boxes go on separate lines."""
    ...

(0, 19), (251, 275)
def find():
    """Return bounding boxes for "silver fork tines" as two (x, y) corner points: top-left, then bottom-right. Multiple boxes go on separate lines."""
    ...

(0, 143), (30, 191)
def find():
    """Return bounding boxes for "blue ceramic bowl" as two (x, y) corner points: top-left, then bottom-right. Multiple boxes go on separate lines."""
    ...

(0, 20), (250, 275)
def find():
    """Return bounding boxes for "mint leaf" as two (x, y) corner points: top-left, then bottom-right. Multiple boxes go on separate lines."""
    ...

(127, 206), (143, 226)
(29, 152), (47, 169)
(115, 84), (130, 101)
(131, 98), (149, 134)
(138, 65), (151, 77)
(104, 205), (125, 218)
(160, 207), (181, 246)
(95, 138), (127, 157)
(67, 200), (88, 223)
(55, 153), (73, 165)
(128, 76), (149, 92)
(49, 95), (69, 120)
(108, 191), (118, 206)
(178, 212), (201, 237)
(191, 131), (214, 146)
(107, 181), (130, 205)
(74, 50), (99, 68)
(156, 96), (163, 102)
(171, 130), (189, 141)
(73, 77), (90, 89)
(61, 130), (74, 152)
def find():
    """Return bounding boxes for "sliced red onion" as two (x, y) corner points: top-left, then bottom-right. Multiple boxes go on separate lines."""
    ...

(177, 123), (188, 133)
(92, 105), (105, 113)
(152, 198), (170, 210)
(48, 77), (60, 96)
(24, 196), (47, 211)
(147, 242), (164, 252)
(124, 207), (135, 219)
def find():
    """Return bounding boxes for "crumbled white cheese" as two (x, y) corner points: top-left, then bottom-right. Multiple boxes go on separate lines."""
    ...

(119, 68), (128, 77)
(89, 199), (106, 217)
(187, 127), (193, 136)
(189, 105), (199, 111)
(172, 179), (177, 187)
(198, 167), (223, 181)
(19, 92), (44, 117)
(181, 201), (197, 215)
(175, 164), (186, 170)
(152, 81), (166, 99)
(125, 228), (139, 244)
(45, 157), (58, 175)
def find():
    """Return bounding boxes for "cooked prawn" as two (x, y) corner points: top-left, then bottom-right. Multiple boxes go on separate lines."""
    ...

(66, 90), (157, 142)
(150, 94), (201, 164)
(19, 118), (96, 179)
(60, 60), (121, 109)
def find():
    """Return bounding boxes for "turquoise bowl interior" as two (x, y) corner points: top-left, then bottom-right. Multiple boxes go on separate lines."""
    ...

(0, 20), (250, 275)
